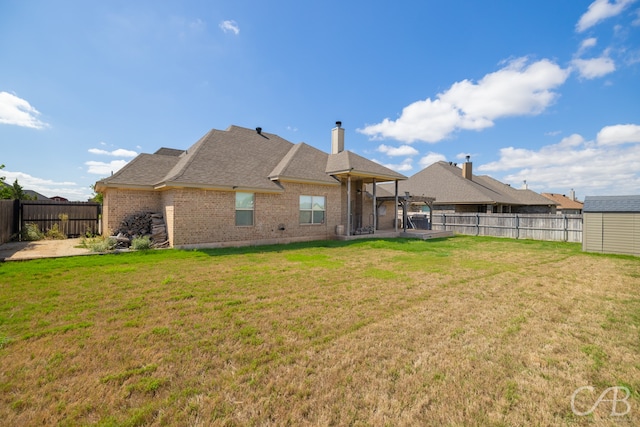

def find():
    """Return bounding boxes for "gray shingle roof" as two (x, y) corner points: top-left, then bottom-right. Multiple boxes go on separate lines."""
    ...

(583, 195), (640, 212)
(154, 147), (185, 156)
(97, 153), (182, 188)
(159, 126), (293, 192)
(269, 143), (339, 185)
(97, 125), (404, 192)
(378, 161), (554, 206)
(326, 151), (407, 181)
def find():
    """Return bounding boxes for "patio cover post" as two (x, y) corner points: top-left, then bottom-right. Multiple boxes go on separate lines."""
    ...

(394, 180), (399, 232)
(372, 178), (377, 231)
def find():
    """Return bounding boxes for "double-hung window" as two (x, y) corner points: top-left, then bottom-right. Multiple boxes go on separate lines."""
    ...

(299, 195), (325, 224)
(235, 192), (254, 226)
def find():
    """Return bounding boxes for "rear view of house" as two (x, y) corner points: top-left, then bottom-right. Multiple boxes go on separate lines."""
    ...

(95, 123), (406, 248)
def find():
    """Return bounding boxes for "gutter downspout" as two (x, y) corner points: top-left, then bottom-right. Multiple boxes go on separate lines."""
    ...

(347, 175), (351, 237)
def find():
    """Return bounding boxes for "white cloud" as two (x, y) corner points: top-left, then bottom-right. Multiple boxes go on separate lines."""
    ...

(597, 124), (640, 145)
(358, 57), (569, 143)
(219, 20), (239, 35)
(576, 0), (636, 32)
(477, 125), (640, 195)
(88, 148), (138, 157)
(1, 170), (90, 200)
(581, 37), (598, 50)
(0, 91), (49, 129)
(377, 157), (414, 172)
(85, 160), (129, 175)
(419, 152), (447, 168)
(377, 144), (419, 156)
(577, 37), (598, 56)
(571, 55), (616, 79)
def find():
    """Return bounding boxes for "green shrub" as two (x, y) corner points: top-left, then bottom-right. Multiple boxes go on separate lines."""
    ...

(82, 235), (117, 252)
(131, 235), (152, 250)
(45, 223), (67, 240)
(22, 223), (44, 241)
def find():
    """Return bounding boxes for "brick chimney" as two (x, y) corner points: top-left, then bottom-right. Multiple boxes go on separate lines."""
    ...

(462, 155), (472, 180)
(331, 121), (344, 154)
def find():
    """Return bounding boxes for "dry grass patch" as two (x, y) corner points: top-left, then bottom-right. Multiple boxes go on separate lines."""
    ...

(0, 236), (638, 425)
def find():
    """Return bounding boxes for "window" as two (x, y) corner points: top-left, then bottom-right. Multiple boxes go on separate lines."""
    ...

(235, 192), (254, 226)
(300, 195), (325, 224)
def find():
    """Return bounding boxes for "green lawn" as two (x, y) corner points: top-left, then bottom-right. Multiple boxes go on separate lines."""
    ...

(0, 236), (638, 426)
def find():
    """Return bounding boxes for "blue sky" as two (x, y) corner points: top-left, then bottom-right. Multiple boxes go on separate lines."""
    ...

(1, 0), (639, 201)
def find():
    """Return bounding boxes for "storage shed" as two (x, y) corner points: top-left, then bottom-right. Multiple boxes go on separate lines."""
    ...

(582, 195), (640, 256)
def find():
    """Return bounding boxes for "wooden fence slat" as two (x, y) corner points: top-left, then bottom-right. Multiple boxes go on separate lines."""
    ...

(0, 200), (17, 244)
(428, 213), (582, 242)
(19, 201), (101, 238)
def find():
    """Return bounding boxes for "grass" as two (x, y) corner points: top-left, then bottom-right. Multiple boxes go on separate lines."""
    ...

(0, 235), (639, 425)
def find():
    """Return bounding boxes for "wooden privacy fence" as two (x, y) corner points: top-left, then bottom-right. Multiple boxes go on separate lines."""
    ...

(20, 201), (101, 238)
(429, 213), (583, 242)
(0, 200), (18, 244)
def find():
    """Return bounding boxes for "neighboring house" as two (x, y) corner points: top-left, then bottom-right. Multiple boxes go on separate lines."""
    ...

(24, 190), (50, 200)
(582, 195), (640, 256)
(377, 160), (556, 214)
(541, 192), (583, 214)
(50, 196), (69, 202)
(0, 182), (49, 200)
(95, 123), (407, 248)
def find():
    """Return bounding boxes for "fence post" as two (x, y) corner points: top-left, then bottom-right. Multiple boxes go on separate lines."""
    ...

(563, 214), (568, 242)
(515, 214), (519, 239)
(476, 213), (480, 236)
(443, 213), (446, 231)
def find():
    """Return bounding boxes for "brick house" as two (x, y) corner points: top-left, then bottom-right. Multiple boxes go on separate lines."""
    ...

(95, 123), (406, 248)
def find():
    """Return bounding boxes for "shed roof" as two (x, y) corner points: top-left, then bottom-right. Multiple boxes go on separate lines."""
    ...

(583, 195), (640, 213)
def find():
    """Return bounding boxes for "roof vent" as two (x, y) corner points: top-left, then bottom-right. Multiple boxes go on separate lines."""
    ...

(335, 121), (342, 128)
(256, 127), (262, 134)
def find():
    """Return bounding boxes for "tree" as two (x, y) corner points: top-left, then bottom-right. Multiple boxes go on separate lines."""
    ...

(89, 184), (103, 204)
(0, 179), (32, 200)
(0, 164), (5, 187)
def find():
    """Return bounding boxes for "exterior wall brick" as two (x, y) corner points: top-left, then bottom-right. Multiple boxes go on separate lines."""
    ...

(102, 180), (402, 247)
(102, 190), (162, 235)
(168, 183), (342, 246)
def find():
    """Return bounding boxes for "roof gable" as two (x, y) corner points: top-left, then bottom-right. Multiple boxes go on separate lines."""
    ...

(158, 126), (294, 192)
(97, 153), (182, 189)
(326, 151), (407, 181)
(269, 143), (339, 185)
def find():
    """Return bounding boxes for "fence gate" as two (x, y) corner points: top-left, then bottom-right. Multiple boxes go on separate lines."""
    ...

(20, 201), (101, 238)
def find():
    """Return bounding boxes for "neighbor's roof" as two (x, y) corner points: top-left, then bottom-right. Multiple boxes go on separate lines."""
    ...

(378, 161), (555, 206)
(541, 193), (584, 210)
(583, 195), (640, 213)
(96, 125), (403, 192)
